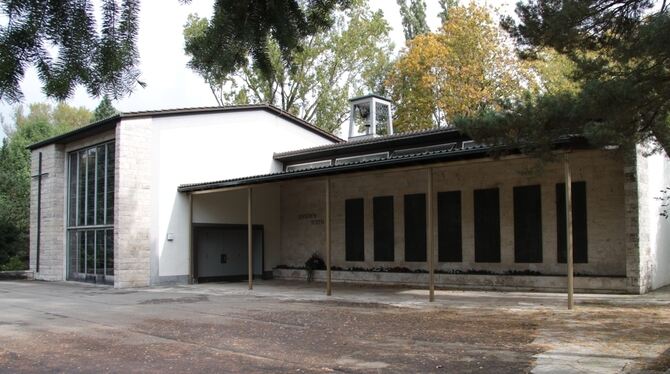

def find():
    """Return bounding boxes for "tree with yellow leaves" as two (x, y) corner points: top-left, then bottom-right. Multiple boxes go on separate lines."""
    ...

(387, 3), (536, 132)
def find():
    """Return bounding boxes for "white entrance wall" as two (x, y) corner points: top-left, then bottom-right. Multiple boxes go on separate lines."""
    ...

(646, 152), (670, 289)
(148, 110), (336, 281)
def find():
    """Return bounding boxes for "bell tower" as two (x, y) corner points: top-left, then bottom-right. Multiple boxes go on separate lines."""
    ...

(348, 94), (393, 139)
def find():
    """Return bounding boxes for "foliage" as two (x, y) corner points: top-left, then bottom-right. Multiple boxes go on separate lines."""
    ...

(184, 0), (394, 133)
(0, 256), (24, 271)
(304, 252), (326, 282)
(467, 0), (670, 156)
(0, 103), (91, 269)
(93, 96), (119, 121)
(387, 3), (537, 132)
(0, 0), (142, 102)
(397, 0), (430, 40)
(438, 0), (459, 23)
(181, 0), (352, 82)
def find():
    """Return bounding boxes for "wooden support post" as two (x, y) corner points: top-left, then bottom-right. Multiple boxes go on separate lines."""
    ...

(565, 153), (574, 310)
(427, 168), (435, 302)
(188, 193), (194, 284)
(326, 177), (332, 296)
(248, 187), (253, 290)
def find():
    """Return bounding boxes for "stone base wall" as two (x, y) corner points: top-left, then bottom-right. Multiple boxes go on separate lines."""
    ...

(273, 269), (628, 294)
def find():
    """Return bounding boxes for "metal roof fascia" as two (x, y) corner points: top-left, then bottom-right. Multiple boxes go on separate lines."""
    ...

(178, 146), (492, 193)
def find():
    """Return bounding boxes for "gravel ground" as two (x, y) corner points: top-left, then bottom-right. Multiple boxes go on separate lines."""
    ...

(0, 280), (669, 373)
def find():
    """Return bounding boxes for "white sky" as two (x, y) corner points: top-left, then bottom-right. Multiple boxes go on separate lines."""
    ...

(0, 0), (515, 140)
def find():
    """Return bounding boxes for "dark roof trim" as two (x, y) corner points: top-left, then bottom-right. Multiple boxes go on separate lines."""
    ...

(274, 126), (467, 162)
(179, 145), (495, 193)
(27, 115), (121, 150)
(349, 93), (391, 102)
(28, 104), (341, 150)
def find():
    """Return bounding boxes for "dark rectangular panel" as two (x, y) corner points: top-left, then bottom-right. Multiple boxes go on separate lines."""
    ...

(474, 188), (501, 263)
(345, 198), (365, 261)
(373, 196), (394, 261)
(404, 193), (426, 262)
(105, 229), (114, 276)
(438, 191), (462, 262)
(514, 185), (543, 263)
(556, 182), (588, 263)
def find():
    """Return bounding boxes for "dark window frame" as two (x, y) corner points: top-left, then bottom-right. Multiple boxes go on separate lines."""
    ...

(474, 188), (501, 263)
(404, 193), (427, 262)
(556, 182), (588, 263)
(345, 198), (365, 262)
(437, 190), (462, 262)
(373, 196), (395, 261)
(513, 185), (543, 263)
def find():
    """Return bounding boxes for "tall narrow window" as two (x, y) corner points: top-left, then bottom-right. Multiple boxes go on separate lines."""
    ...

(438, 191), (462, 262)
(404, 193), (426, 262)
(514, 185), (543, 263)
(345, 198), (365, 261)
(373, 196), (394, 261)
(106, 142), (115, 224)
(95, 145), (106, 225)
(67, 141), (115, 283)
(556, 182), (588, 263)
(474, 188), (501, 263)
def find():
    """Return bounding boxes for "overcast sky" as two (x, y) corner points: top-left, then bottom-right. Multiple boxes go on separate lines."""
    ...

(0, 0), (514, 140)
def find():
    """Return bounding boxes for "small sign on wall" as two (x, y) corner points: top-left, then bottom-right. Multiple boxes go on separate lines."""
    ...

(298, 213), (324, 225)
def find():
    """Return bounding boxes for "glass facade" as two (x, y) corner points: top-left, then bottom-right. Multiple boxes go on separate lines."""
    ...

(67, 141), (115, 282)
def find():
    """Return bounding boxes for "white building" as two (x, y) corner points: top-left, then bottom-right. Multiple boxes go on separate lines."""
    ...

(28, 97), (670, 294)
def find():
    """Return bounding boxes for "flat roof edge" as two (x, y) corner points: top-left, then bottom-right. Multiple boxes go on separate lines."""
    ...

(179, 146), (494, 193)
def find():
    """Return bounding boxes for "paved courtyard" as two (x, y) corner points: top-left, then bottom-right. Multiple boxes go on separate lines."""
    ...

(0, 280), (669, 373)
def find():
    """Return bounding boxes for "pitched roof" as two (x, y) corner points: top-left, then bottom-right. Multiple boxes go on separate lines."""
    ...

(28, 104), (342, 150)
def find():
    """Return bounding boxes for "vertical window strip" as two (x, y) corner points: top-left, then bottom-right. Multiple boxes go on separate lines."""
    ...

(474, 188), (501, 263)
(513, 185), (543, 263)
(66, 141), (115, 281)
(104, 143), (108, 226)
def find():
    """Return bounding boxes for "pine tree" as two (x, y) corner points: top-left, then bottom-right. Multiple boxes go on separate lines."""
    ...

(458, 0), (670, 157)
(93, 96), (119, 121)
(0, 0), (142, 103)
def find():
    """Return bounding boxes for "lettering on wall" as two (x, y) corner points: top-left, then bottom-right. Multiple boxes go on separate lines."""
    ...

(298, 213), (323, 225)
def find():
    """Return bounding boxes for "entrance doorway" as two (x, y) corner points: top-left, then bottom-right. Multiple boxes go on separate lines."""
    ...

(193, 224), (263, 282)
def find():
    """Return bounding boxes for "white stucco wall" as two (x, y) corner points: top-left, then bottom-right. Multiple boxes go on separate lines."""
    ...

(646, 152), (670, 289)
(150, 110), (336, 280)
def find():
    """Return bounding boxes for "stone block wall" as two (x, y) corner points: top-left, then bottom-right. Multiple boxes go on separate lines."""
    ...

(29, 144), (66, 280)
(624, 145), (653, 293)
(114, 119), (153, 287)
(280, 149), (628, 279)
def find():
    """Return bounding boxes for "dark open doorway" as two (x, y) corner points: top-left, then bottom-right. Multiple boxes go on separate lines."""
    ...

(193, 224), (263, 283)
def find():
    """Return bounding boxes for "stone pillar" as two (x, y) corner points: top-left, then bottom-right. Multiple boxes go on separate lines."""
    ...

(624, 145), (653, 294)
(29, 144), (67, 281)
(114, 118), (153, 288)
